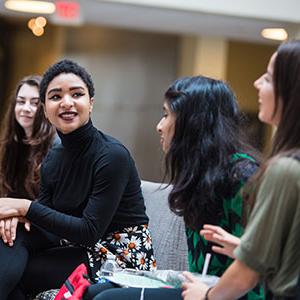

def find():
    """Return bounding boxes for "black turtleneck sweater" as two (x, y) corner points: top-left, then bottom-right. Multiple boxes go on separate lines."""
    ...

(26, 120), (148, 246)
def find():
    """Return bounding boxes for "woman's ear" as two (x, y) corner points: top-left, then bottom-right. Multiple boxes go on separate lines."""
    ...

(89, 98), (94, 113)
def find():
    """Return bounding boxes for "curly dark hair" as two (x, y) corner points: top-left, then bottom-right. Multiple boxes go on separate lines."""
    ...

(164, 76), (256, 230)
(40, 59), (95, 103)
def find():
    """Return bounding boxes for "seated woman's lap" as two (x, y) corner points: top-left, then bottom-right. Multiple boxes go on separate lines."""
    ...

(0, 225), (60, 297)
(20, 245), (88, 295)
(0, 224), (88, 297)
(83, 282), (116, 299)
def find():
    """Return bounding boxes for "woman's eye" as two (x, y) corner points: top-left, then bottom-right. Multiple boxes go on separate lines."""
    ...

(73, 92), (84, 98)
(49, 95), (60, 101)
(16, 99), (25, 105)
(31, 100), (39, 106)
(263, 73), (272, 83)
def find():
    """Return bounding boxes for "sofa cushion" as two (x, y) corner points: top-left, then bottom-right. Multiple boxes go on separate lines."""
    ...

(141, 180), (188, 271)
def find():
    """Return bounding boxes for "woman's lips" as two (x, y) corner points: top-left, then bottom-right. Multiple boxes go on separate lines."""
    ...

(59, 112), (78, 120)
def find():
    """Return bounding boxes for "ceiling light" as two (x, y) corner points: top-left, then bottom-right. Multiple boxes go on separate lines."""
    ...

(27, 16), (47, 36)
(32, 25), (44, 36)
(35, 16), (47, 27)
(261, 28), (288, 41)
(27, 17), (36, 29)
(5, 0), (55, 14)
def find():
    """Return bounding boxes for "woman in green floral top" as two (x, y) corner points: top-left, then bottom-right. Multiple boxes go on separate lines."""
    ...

(84, 75), (263, 300)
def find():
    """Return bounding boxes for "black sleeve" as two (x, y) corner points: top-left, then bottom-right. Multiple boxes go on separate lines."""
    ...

(35, 156), (53, 207)
(26, 144), (131, 246)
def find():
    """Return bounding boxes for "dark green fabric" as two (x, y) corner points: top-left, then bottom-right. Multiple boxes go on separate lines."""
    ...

(186, 153), (264, 300)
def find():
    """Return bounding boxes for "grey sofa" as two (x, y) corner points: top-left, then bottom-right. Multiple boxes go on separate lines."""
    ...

(141, 180), (188, 271)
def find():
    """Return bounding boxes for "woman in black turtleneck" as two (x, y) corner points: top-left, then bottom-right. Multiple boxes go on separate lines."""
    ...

(0, 59), (155, 299)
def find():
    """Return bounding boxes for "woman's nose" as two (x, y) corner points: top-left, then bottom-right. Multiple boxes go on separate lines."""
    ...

(60, 95), (74, 108)
(22, 101), (32, 112)
(156, 119), (163, 133)
(254, 76), (262, 89)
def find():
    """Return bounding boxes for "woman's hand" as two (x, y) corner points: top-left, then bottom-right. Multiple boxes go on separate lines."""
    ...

(0, 198), (31, 218)
(200, 224), (241, 259)
(0, 217), (31, 246)
(182, 272), (209, 300)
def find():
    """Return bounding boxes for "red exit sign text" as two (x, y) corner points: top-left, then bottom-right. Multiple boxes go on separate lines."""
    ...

(55, 1), (80, 20)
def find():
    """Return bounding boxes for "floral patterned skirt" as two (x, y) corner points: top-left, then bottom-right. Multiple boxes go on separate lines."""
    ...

(87, 224), (157, 281)
(35, 224), (156, 300)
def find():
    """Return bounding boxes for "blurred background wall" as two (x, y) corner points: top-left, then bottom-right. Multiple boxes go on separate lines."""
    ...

(0, 0), (299, 181)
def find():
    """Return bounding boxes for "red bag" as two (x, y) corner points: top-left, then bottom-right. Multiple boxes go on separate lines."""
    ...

(54, 263), (91, 300)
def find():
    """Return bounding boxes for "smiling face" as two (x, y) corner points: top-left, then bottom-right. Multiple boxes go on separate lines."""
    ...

(156, 102), (176, 153)
(254, 53), (282, 126)
(14, 83), (39, 137)
(44, 73), (94, 134)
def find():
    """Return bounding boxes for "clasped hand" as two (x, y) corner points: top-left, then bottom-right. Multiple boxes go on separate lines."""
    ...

(0, 197), (32, 246)
(0, 217), (31, 246)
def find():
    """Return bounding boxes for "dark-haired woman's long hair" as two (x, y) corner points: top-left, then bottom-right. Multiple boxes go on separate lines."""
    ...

(164, 76), (256, 230)
(0, 75), (55, 199)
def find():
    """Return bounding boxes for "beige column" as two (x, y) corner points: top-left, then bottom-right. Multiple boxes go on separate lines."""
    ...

(288, 26), (300, 39)
(177, 35), (228, 80)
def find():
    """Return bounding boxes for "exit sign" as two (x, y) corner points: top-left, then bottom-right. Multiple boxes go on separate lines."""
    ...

(52, 1), (82, 24)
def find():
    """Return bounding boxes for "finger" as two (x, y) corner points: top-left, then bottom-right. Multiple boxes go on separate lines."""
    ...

(203, 224), (226, 235)
(203, 224), (220, 230)
(211, 245), (235, 259)
(202, 233), (225, 246)
(10, 217), (18, 242)
(24, 221), (31, 232)
(212, 233), (240, 247)
(4, 219), (12, 245)
(0, 220), (6, 243)
(182, 271), (198, 283)
(181, 289), (187, 299)
(199, 229), (215, 236)
(201, 233), (219, 243)
(211, 245), (227, 254)
(212, 233), (226, 243)
(181, 281), (192, 290)
(4, 218), (11, 245)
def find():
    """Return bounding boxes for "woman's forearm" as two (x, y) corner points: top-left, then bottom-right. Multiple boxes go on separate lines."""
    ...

(209, 260), (259, 300)
(0, 198), (31, 218)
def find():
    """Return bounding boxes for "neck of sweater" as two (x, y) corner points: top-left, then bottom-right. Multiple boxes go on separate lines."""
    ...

(57, 119), (96, 151)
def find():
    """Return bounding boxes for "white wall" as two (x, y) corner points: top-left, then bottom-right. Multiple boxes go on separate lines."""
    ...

(104, 0), (300, 22)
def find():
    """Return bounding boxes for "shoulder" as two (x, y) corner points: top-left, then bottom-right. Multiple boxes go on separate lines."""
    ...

(231, 153), (259, 183)
(264, 156), (300, 183)
(96, 132), (132, 164)
(41, 141), (63, 167)
(51, 133), (61, 148)
(254, 156), (300, 210)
